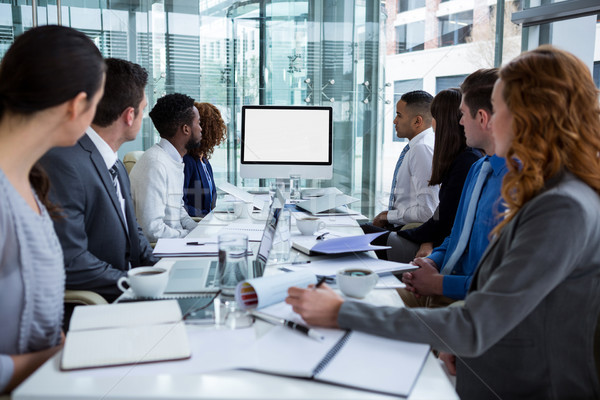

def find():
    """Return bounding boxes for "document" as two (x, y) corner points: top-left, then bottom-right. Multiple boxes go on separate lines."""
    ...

(218, 222), (266, 242)
(218, 181), (266, 210)
(153, 238), (252, 257)
(235, 270), (317, 310)
(61, 300), (191, 370)
(283, 253), (415, 277)
(291, 232), (390, 255)
(240, 314), (429, 397)
(295, 194), (359, 215)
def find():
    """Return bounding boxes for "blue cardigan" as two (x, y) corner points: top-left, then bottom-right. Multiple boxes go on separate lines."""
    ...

(183, 155), (217, 217)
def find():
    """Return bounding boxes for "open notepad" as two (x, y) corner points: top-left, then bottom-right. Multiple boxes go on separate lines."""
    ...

(61, 300), (191, 370)
(240, 322), (430, 397)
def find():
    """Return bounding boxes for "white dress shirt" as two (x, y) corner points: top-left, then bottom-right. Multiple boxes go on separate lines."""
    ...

(85, 127), (127, 222)
(386, 127), (439, 226)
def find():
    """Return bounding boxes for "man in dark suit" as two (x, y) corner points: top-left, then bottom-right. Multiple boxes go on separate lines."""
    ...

(41, 58), (158, 303)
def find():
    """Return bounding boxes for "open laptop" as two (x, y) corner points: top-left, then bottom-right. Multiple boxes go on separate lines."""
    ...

(163, 198), (283, 294)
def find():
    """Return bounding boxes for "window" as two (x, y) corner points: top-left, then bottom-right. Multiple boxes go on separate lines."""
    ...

(395, 21), (425, 54)
(438, 11), (473, 47)
(594, 62), (600, 88)
(397, 0), (426, 13)
(392, 79), (423, 142)
(436, 74), (468, 93)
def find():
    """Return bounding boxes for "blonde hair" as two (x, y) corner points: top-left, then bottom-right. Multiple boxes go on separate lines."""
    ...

(493, 45), (600, 234)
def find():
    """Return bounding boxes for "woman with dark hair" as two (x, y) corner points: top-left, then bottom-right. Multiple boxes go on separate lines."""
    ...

(379, 88), (481, 262)
(287, 46), (600, 399)
(183, 102), (227, 217)
(0, 25), (105, 393)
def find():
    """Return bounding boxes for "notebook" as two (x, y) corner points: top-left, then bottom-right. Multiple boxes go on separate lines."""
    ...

(240, 313), (430, 397)
(61, 300), (190, 370)
(164, 199), (284, 294)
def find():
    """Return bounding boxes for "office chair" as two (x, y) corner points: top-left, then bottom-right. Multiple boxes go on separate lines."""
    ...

(123, 150), (144, 175)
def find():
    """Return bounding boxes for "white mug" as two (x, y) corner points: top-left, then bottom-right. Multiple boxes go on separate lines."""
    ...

(336, 268), (378, 299)
(296, 217), (326, 236)
(117, 267), (168, 298)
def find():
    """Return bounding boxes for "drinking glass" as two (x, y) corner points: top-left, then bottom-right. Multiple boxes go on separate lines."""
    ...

(217, 233), (249, 298)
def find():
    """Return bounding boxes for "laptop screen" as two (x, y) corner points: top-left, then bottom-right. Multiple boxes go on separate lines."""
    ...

(254, 198), (283, 276)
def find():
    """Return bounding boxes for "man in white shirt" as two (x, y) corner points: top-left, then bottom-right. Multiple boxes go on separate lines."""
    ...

(130, 93), (201, 242)
(365, 90), (438, 232)
(41, 58), (158, 303)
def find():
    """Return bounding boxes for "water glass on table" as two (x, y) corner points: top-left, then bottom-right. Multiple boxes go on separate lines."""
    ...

(217, 233), (249, 298)
(289, 174), (301, 200)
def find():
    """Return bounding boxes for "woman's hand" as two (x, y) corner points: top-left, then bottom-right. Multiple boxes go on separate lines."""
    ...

(286, 283), (344, 328)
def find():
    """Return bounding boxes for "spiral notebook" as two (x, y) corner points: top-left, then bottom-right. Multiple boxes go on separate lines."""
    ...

(241, 323), (430, 397)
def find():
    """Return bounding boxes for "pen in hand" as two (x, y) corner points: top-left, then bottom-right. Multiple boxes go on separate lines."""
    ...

(315, 276), (328, 288)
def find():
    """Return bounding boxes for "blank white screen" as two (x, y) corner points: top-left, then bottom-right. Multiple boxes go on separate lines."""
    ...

(243, 108), (330, 163)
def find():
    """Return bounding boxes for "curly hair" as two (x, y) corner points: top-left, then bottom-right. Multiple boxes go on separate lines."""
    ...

(149, 93), (195, 139)
(187, 102), (227, 160)
(429, 88), (466, 185)
(493, 45), (600, 235)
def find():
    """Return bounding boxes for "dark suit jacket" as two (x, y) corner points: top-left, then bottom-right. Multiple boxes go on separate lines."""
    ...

(397, 147), (482, 246)
(182, 154), (217, 217)
(40, 134), (158, 302)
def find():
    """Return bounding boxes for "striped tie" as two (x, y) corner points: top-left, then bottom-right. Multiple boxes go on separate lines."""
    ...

(388, 144), (410, 210)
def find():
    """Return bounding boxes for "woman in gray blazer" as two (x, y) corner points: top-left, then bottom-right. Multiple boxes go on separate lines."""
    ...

(287, 45), (600, 400)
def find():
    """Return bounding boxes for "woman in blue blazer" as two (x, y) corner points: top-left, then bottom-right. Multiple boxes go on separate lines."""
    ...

(183, 102), (227, 217)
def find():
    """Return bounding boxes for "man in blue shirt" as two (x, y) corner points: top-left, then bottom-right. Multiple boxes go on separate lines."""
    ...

(400, 68), (507, 308)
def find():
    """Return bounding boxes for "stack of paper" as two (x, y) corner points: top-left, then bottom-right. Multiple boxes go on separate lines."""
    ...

(218, 222), (266, 242)
(291, 232), (390, 255)
(153, 238), (219, 257)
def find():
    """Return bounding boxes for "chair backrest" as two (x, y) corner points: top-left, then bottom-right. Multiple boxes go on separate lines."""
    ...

(123, 150), (145, 175)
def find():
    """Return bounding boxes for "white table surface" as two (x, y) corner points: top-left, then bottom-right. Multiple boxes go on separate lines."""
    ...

(13, 209), (458, 400)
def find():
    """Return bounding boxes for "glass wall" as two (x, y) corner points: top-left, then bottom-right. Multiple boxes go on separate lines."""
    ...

(1, 0), (598, 219)
(0, 0), (386, 217)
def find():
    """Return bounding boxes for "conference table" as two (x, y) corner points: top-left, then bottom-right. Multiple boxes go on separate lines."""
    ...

(13, 203), (458, 400)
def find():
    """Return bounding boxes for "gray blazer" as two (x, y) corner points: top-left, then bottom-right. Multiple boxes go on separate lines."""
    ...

(339, 171), (600, 399)
(40, 134), (158, 302)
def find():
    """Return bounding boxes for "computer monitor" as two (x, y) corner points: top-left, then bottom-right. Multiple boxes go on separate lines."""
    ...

(240, 105), (333, 179)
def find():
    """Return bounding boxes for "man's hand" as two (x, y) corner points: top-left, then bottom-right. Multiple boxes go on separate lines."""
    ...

(415, 242), (434, 258)
(439, 352), (456, 376)
(402, 257), (443, 297)
(373, 211), (389, 228)
(286, 284), (344, 328)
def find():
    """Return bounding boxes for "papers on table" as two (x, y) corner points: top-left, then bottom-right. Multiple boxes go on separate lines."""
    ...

(295, 194), (359, 215)
(153, 238), (218, 257)
(218, 222), (266, 242)
(218, 181), (267, 210)
(283, 253), (415, 278)
(236, 270), (317, 310)
(291, 232), (390, 255)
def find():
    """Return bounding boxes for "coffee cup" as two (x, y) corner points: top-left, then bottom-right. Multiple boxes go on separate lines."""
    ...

(296, 217), (326, 236)
(336, 268), (378, 298)
(117, 267), (168, 298)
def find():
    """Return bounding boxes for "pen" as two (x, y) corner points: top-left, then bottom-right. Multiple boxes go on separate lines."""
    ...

(186, 241), (216, 246)
(250, 311), (324, 341)
(315, 276), (328, 288)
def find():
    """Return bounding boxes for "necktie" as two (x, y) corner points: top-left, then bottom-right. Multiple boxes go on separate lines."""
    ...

(109, 163), (120, 194)
(440, 159), (493, 275)
(388, 144), (410, 210)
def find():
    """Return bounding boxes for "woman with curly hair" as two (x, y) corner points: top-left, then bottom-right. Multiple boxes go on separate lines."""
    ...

(183, 102), (227, 217)
(286, 45), (600, 399)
